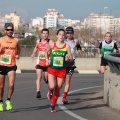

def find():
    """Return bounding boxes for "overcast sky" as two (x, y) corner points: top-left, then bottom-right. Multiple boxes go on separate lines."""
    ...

(0, 0), (120, 22)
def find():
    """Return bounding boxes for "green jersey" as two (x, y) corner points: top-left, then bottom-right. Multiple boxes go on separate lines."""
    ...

(50, 42), (67, 70)
(101, 40), (114, 57)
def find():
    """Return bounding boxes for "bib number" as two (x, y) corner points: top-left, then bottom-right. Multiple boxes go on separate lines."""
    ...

(104, 51), (111, 56)
(53, 57), (63, 67)
(1, 54), (12, 64)
(39, 52), (45, 59)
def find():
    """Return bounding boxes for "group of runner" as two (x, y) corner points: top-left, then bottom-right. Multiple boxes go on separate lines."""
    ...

(31, 27), (82, 112)
(0, 22), (119, 112)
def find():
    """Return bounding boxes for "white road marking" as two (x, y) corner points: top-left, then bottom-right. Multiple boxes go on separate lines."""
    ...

(78, 70), (99, 74)
(57, 86), (103, 120)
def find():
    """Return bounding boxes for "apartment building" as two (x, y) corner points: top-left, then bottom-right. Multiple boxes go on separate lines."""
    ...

(43, 9), (58, 28)
(84, 13), (118, 34)
(5, 12), (20, 30)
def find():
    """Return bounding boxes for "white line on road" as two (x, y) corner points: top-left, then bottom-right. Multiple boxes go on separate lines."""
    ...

(78, 70), (99, 74)
(57, 86), (103, 120)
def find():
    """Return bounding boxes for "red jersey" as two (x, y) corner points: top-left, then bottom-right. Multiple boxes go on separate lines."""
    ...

(36, 40), (49, 66)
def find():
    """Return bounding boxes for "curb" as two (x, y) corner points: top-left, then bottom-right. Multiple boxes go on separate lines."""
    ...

(16, 70), (100, 74)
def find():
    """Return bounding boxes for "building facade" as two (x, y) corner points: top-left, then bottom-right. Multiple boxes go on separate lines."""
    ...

(5, 12), (20, 30)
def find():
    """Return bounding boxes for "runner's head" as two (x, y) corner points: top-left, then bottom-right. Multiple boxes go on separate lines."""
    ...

(4, 23), (14, 37)
(41, 28), (49, 40)
(66, 26), (74, 40)
(105, 32), (112, 42)
(56, 29), (65, 42)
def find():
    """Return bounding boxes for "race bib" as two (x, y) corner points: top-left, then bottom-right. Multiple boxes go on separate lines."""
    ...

(1, 54), (12, 64)
(53, 57), (63, 67)
(39, 52), (45, 59)
(104, 51), (111, 56)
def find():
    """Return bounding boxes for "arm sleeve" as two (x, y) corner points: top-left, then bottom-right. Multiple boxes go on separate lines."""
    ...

(114, 43), (118, 50)
(99, 42), (102, 49)
(76, 44), (81, 50)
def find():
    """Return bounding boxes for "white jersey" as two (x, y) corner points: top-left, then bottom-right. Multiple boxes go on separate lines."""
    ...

(64, 39), (77, 59)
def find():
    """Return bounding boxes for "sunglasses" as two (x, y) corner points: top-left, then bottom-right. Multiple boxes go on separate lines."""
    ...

(6, 29), (13, 31)
(66, 32), (73, 34)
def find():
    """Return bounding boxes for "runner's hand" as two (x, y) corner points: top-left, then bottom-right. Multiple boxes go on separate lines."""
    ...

(46, 59), (50, 66)
(99, 54), (102, 58)
(65, 55), (69, 61)
(78, 49), (82, 54)
(16, 55), (20, 59)
(31, 54), (34, 58)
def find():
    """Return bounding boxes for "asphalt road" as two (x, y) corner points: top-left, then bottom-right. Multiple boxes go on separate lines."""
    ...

(0, 72), (120, 120)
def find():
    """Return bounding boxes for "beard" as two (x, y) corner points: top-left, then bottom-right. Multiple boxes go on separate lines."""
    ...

(6, 33), (13, 37)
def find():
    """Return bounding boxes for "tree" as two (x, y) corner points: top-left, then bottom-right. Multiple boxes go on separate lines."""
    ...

(20, 36), (36, 45)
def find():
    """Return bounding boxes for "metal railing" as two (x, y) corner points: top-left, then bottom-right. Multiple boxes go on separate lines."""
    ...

(104, 53), (120, 74)
(20, 45), (120, 58)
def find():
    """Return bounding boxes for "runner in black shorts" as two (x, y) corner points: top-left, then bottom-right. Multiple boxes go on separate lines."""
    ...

(98, 32), (119, 74)
(31, 28), (53, 98)
(62, 27), (82, 104)
(0, 23), (20, 112)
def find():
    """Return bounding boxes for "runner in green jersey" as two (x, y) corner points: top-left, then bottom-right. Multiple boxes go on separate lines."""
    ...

(98, 32), (118, 74)
(45, 29), (73, 112)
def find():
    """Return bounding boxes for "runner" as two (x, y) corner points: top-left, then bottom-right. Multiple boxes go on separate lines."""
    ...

(31, 28), (52, 98)
(62, 26), (82, 104)
(0, 23), (20, 111)
(45, 29), (73, 112)
(98, 32), (119, 74)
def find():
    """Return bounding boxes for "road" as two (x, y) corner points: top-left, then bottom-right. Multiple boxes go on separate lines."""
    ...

(1, 72), (120, 120)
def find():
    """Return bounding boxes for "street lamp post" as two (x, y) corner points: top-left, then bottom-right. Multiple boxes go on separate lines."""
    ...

(103, 7), (108, 38)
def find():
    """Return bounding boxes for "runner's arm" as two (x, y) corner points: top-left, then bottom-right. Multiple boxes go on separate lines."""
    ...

(75, 38), (82, 54)
(98, 42), (102, 57)
(114, 43), (119, 53)
(66, 45), (73, 62)
(16, 38), (21, 59)
(31, 40), (39, 57)
(45, 43), (53, 65)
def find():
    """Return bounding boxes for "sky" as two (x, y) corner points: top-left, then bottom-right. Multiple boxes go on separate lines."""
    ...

(0, 0), (120, 23)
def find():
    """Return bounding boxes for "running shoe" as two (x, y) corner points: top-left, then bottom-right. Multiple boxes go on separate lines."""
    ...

(6, 100), (12, 110)
(44, 80), (48, 84)
(0, 102), (4, 112)
(62, 97), (68, 104)
(47, 91), (53, 100)
(36, 91), (41, 98)
(50, 105), (56, 113)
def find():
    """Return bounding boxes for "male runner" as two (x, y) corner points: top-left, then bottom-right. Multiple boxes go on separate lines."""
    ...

(0, 23), (20, 111)
(62, 26), (82, 104)
(31, 28), (52, 98)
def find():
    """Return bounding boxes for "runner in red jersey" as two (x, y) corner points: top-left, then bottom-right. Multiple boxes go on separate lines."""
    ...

(31, 28), (52, 98)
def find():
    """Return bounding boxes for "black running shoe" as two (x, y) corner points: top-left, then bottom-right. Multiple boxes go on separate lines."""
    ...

(36, 91), (41, 98)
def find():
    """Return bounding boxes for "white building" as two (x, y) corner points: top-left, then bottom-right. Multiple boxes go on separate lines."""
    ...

(67, 19), (81, 29)
(5, 12), (20, 30)
(31, 17), (43, 26)
(58, 14), (68, 28)
(84, 13), (116, 34)
(43, 9), (58, 28)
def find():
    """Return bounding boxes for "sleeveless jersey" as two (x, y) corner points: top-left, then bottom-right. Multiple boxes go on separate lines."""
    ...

(0, 36), (18, 66)
(50, 42), (67, 70)
(36, 40), (49, 66)
(64, 39), (76, 59)
(101, 40), (114, 57)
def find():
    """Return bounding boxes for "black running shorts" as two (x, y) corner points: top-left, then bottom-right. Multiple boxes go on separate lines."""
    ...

(0, 65), (17, 75)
